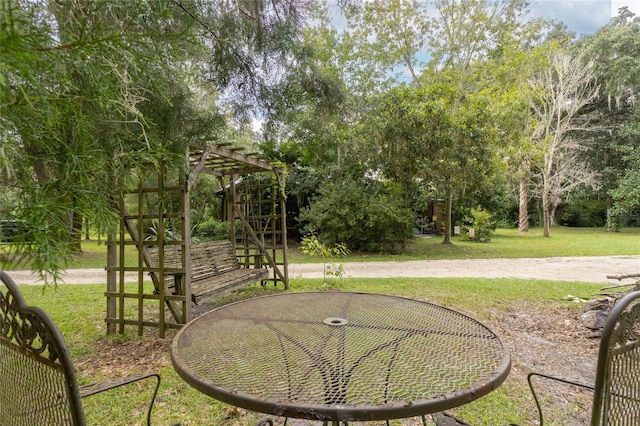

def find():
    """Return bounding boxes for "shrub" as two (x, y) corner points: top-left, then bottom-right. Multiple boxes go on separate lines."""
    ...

(193, 219), (232, 241)
(559, 198), (607, 227)
(299, 176), (414, 253)
(460, 207), (496, 242)
(300, 234), (349, 282)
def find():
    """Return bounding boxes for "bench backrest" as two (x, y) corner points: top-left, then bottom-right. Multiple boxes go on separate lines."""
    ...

(0, 271), (86, 425)
(591, 290), (640, 426)
(200, 240), (239, 273)
(150, 240), (240, 275)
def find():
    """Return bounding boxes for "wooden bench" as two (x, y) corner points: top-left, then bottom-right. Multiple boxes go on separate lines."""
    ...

(149, 240), (269, 305)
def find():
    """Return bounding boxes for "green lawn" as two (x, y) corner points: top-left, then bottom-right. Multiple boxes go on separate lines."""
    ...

(2, 226), (638, 270)
(335, 226), (640, 262)
(3, 226), (637, 425)
(15, 276), (607, 426)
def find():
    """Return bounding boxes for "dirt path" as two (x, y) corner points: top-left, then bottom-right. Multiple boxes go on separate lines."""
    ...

(6, 255), (639, 285)
(290, 255), (640, 283)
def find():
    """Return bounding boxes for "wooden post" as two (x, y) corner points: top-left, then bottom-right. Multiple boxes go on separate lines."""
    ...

(229, 176), (237, 246)
(182, 172), (192, 323)
(106, 235), (116, 335)
(279, 178), (289, 289)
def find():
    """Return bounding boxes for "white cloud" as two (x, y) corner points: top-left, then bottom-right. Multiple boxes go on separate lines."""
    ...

(611, 0), (640, 16)
(530, 1), (610, 35)
(530, 1), (640, 35)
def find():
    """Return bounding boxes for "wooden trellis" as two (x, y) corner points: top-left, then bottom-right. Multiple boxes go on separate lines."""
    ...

(106, 144), (288, 337)
(222, 176), (289, 287)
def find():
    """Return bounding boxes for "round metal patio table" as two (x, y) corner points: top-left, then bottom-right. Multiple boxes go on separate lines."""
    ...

(171, 292), (511, 424)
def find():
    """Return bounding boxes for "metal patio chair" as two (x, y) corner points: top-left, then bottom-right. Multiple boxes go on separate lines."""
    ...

(0, 271), (161, 425)
(528, 290), (640, 426)
(434, 290), (640, 426)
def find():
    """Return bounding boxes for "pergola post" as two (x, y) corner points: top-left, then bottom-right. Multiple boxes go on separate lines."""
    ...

(107, 143), (288, 337)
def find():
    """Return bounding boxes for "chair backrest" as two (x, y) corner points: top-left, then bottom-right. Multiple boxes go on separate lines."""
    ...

(591, 290), (640, 426)
(0, 271), (85, 425)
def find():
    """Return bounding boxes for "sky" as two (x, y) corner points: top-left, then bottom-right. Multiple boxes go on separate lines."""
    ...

(530, 0), (640, 36)
(328, 1), (640, 36)
(324, 0), (640, 76)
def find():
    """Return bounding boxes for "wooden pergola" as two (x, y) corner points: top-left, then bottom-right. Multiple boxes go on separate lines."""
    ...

(105, 143), (288, 337)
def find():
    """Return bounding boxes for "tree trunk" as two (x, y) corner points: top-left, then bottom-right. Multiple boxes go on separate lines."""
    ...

(542, 190), (551, 238)
(518, 175), (529, 233)
(442, 191), (453, 244)
(550, 196), (564, 226)
(550, 199), (558, 227)
(71, 210), (83, 252)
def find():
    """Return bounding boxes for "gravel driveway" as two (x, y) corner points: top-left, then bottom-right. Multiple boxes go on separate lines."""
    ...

(6, 255), (639, 285)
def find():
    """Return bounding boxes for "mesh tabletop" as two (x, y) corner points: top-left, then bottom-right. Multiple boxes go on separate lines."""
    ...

(171, 292), (511, 422)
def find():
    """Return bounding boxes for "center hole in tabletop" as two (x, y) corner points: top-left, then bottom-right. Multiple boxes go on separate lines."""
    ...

(323, 317), (348, 326)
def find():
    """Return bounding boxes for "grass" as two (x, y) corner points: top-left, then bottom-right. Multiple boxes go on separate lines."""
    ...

(15, 277), (606, 426)
(2, 226), (638, 270)
(4, 227), (637, 424)
(324, 226), (640, 262)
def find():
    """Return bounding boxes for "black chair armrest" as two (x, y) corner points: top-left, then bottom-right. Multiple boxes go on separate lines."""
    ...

(527, 372), (594, 426)
(80, 373), (161, 426)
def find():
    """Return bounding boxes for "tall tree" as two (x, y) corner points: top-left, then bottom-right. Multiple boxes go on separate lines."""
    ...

(371, 82), (500, 238)
(0, 0), (318, 282)
(261, 2), (349, 167)
(343, 0), (429, 86)
(484, 18), (582, 234)
(528, 48), (600, 237)
(422, 0), (529, 243)
(332, 0), (531, 243)
(471, 38), (547, 234)
(172, 0), (318, 121)
(1, 0), (193, 281)
(577, 7), (640, 230)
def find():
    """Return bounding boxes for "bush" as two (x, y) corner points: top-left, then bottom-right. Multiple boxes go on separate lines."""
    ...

(300, 234), (349, 282)
(460, 207), (496, 242)
(193, 219), (232, 241)
(559, 198), (607, 227)
(299, 176), (414, 253)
